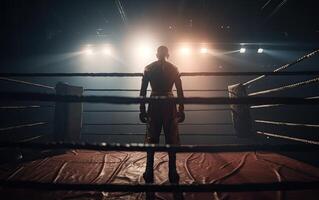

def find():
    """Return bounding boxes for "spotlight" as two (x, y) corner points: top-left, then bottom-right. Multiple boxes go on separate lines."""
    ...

(138, 46), (153, 56)
(102, 47), (112, 56)
(257, 48), (264, 54)
(200, 47), (209, 54)
(83, 48), (94, 55)
(180, 47), (191, 55)
(239, 48), (246, 53)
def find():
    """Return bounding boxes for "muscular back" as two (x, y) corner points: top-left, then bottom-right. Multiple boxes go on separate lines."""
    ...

(139, 60), (184, 113)
(143, 60), (180, 93)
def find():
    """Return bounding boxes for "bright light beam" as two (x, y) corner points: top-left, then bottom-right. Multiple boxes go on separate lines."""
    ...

(180, 47), (191, 55)
(83, 48), (94, 55)
(102, 47), (112, 56)
(200, 47), (209, 54)
(138, 46), (153, 56)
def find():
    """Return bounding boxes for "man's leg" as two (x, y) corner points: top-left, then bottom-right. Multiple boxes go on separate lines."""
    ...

(144, 111), (162, 183)
(163, 102), (180, 181)
(164, 116), (184, 200)
(144, 107), (162, 200)
(163, 117), (180, 183)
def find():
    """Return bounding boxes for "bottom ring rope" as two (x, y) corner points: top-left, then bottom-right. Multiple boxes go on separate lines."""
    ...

(256, 131), (319, 145)
(0, 180), (318, 192)
(1, 142), (318, 152)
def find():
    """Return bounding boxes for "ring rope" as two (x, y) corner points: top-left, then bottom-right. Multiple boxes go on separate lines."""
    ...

(255, 120), (319, 128)
(0, 122), (48, 132)
(81, 133), (236, 136)
(306, 96), (319, 99)
(0, 105), (54, 110)
(84, 89), (228, 92)
(250, 104), (281, 109)
(249, 77), (319, 96)
(250, 95), (319, 109)
(19, 135), (46, 143)
(2, 71), (319, 77)
(1, 142), (318, 152)
(256, 131), (319, 145)
(2, 92), (319, 105)
(243, 49), (319, 86)
(83, 122), (233, 126)
(0, 180), (318, 192)
(0, 77), (54, 90)
(83, 108), (231, 112)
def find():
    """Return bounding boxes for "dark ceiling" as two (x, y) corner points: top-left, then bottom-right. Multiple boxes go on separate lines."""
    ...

(1, 0), (318, 56)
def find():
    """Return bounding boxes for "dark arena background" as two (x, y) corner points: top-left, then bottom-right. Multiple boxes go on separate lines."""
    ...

(1, 0), (319, 199)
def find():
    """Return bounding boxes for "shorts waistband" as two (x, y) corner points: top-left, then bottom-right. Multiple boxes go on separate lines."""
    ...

(151, 91), (173, 96)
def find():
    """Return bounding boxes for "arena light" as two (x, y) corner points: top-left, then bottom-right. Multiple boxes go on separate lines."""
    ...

(180, 47), (191, 55)
(200, 47), (209, 54)
(102, 47), (112, 56)
(138, 45), (153, 56)
(240, 48), (246, 53)
(83, 48), (94, 55)
(257, 48), (264, 54)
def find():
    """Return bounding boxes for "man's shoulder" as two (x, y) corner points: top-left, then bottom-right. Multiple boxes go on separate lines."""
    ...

(144, 61), (158, 72)
(165, 61), (179, 73)
(144, 60), (179, 72)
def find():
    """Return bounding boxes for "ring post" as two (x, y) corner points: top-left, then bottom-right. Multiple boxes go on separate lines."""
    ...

(54, 82), (83, 142)
(228, 83), (254, 138)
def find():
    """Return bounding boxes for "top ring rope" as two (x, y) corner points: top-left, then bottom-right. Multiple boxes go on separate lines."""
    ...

(2, 71), (319, 77)
(243, 49), (319, 86)
(248, 76), (319, 96)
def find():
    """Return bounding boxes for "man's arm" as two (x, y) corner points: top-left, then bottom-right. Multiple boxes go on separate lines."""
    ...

(139, 71), (149, 114)
(175, 73), (184, 112)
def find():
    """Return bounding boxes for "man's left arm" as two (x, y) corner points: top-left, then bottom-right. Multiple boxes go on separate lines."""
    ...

(175, 72), (185, 122)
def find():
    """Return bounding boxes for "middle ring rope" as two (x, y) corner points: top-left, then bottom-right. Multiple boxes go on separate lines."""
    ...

(1, 92), (319, 105)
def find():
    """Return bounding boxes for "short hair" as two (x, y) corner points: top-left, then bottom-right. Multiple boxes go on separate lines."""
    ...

(157, 46), (169, 59)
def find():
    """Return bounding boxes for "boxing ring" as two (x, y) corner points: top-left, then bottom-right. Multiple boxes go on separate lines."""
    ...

(0, 49), (319, 199)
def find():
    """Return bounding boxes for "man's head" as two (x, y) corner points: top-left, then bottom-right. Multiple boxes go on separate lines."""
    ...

(156, 46), (169, 60)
